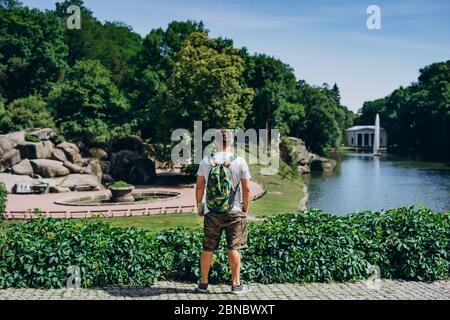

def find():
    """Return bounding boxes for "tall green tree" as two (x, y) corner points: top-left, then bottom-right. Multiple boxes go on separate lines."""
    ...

(55, 1), (142, 86)
(0, 3), (68, 101)
(166, 32), (254, 131)
(48, 59), (130, 144)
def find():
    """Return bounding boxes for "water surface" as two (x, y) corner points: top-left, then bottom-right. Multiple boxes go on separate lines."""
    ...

(305, 152), (450, 215)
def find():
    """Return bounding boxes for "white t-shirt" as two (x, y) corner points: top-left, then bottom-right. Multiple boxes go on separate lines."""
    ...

(197, 152), (251, 214)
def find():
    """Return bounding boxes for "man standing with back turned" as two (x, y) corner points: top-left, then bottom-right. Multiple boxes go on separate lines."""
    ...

(195, 129), (252, 294)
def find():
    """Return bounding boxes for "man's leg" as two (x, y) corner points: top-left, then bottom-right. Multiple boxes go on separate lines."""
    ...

(228, 249), (241, 285)
(200, 250), (214, 284)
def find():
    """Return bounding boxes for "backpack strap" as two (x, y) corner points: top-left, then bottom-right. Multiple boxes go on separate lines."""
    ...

(224, 153), (238, 167)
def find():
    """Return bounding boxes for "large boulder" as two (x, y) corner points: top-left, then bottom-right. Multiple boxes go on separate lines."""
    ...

(3, 149), (21, 167)
(30, 159), (70, 178)
(12, 159), (33, 176)
(107, 136), (156, 184)
(63, 161), (83, 173)
(286, 137), (311, 165)
(0, 173), (33, 193)
(29, 128), (57, 141)
(310, 157), (337, 172)
(109, 150), (155, 184)
(61, 174), (100, 190)
(57, 142), (81, 164)
(16, 141), (54, 159)
(0, 137), (14, 154)
(82, 159), (102, 181)
(89, 147), (108, 160)
(3, 131), (25, 145)
(51, 148), (68, 162)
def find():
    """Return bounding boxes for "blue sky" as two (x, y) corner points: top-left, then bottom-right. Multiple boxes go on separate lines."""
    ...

(22, 0), (450, 111)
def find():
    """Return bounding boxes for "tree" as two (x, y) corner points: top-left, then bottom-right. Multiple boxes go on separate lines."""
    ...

(359, 60), (450, 160)
(48, 59), (130, 144)
(55, 1), (142, 86)
(244, 54), (297, 131)
(0, 4), (68, 101)
(0, 95), (55, 133)
(166, 32), (254, 131)
(297, 84), (342, 154)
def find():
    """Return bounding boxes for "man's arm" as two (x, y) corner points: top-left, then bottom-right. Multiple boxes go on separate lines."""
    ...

(241, 178), (251, 215)
(196, 175), (206, 213)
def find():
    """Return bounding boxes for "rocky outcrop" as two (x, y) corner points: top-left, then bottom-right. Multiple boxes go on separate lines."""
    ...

(16, 141), (53, 159)
(104, 136), (156, 185)
(281, 136), (336, 174)
(310, 156), (337, 172)
(0, 128), (103, 193)
(61, 174), (100, 190)
(12, 159), (33, 176)
(0, 129), (157, 193)
(30, 159), (70, 178)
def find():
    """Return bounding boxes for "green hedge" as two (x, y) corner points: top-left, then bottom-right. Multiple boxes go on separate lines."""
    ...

(0, 207), (448, 288)
(0, 182), (6, 219)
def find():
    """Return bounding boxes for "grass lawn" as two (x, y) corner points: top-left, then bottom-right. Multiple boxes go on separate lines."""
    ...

(249, 163), (305, 217)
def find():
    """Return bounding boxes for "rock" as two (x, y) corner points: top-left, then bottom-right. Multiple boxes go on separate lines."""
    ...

(3, 131), (25, 145)
(3, 149), (21, 167)
(57, 142), (82, 164)
(109, 150), (155, 184)
(0, 137), (14, 154)
(30, 159), (70, 178)
(29, 128), (56, 141)
(0, 173), (33, 193)
(310, 157), (337, 172)
(61, 174), (100, 190)
(298, 165), (311, 174)
(102, 174), (114, 185)
(49, 186), (71, 193)
(52, 148), (68, 162)
(89, 147), (108, 160)
(289, 137), (311, 165)
(63, 161), (83, 173)
(12, 159), (33, 176)
(57, 141), (79, 153)
(83, 159), (102, 180)
(16, 141), (53, 159)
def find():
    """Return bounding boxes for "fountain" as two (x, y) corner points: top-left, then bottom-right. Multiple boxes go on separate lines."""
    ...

(373, 113), (382, 156)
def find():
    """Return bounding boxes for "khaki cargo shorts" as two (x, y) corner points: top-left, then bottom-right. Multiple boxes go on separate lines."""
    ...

(203, 211), (248, 251)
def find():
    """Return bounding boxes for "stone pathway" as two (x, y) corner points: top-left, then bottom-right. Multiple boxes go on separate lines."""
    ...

(1, 280), (448, 300)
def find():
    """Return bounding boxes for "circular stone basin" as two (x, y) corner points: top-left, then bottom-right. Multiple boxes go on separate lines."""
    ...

(54, 191), (181, 206)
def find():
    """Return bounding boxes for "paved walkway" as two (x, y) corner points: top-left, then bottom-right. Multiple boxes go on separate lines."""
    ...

(0, 280), (448, 300)
(5, 182), (265, 219)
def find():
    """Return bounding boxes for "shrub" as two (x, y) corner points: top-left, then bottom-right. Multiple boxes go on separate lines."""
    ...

(25, 134), (41, 142)
(109, 181), (133, 188)
(0, 182), (6, 219)
(0, 215), (165, 288)
(0, 207), (448, 288)
(0, 96), (56, 133)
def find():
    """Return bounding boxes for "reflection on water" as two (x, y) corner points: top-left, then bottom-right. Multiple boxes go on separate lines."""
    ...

(305, 151), (450, 215)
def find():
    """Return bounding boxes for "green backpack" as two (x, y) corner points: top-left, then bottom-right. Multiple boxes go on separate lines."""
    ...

(206, 153), (239, 213)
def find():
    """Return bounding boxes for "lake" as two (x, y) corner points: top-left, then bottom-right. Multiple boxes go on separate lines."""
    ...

(304, 151), (450, 215)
